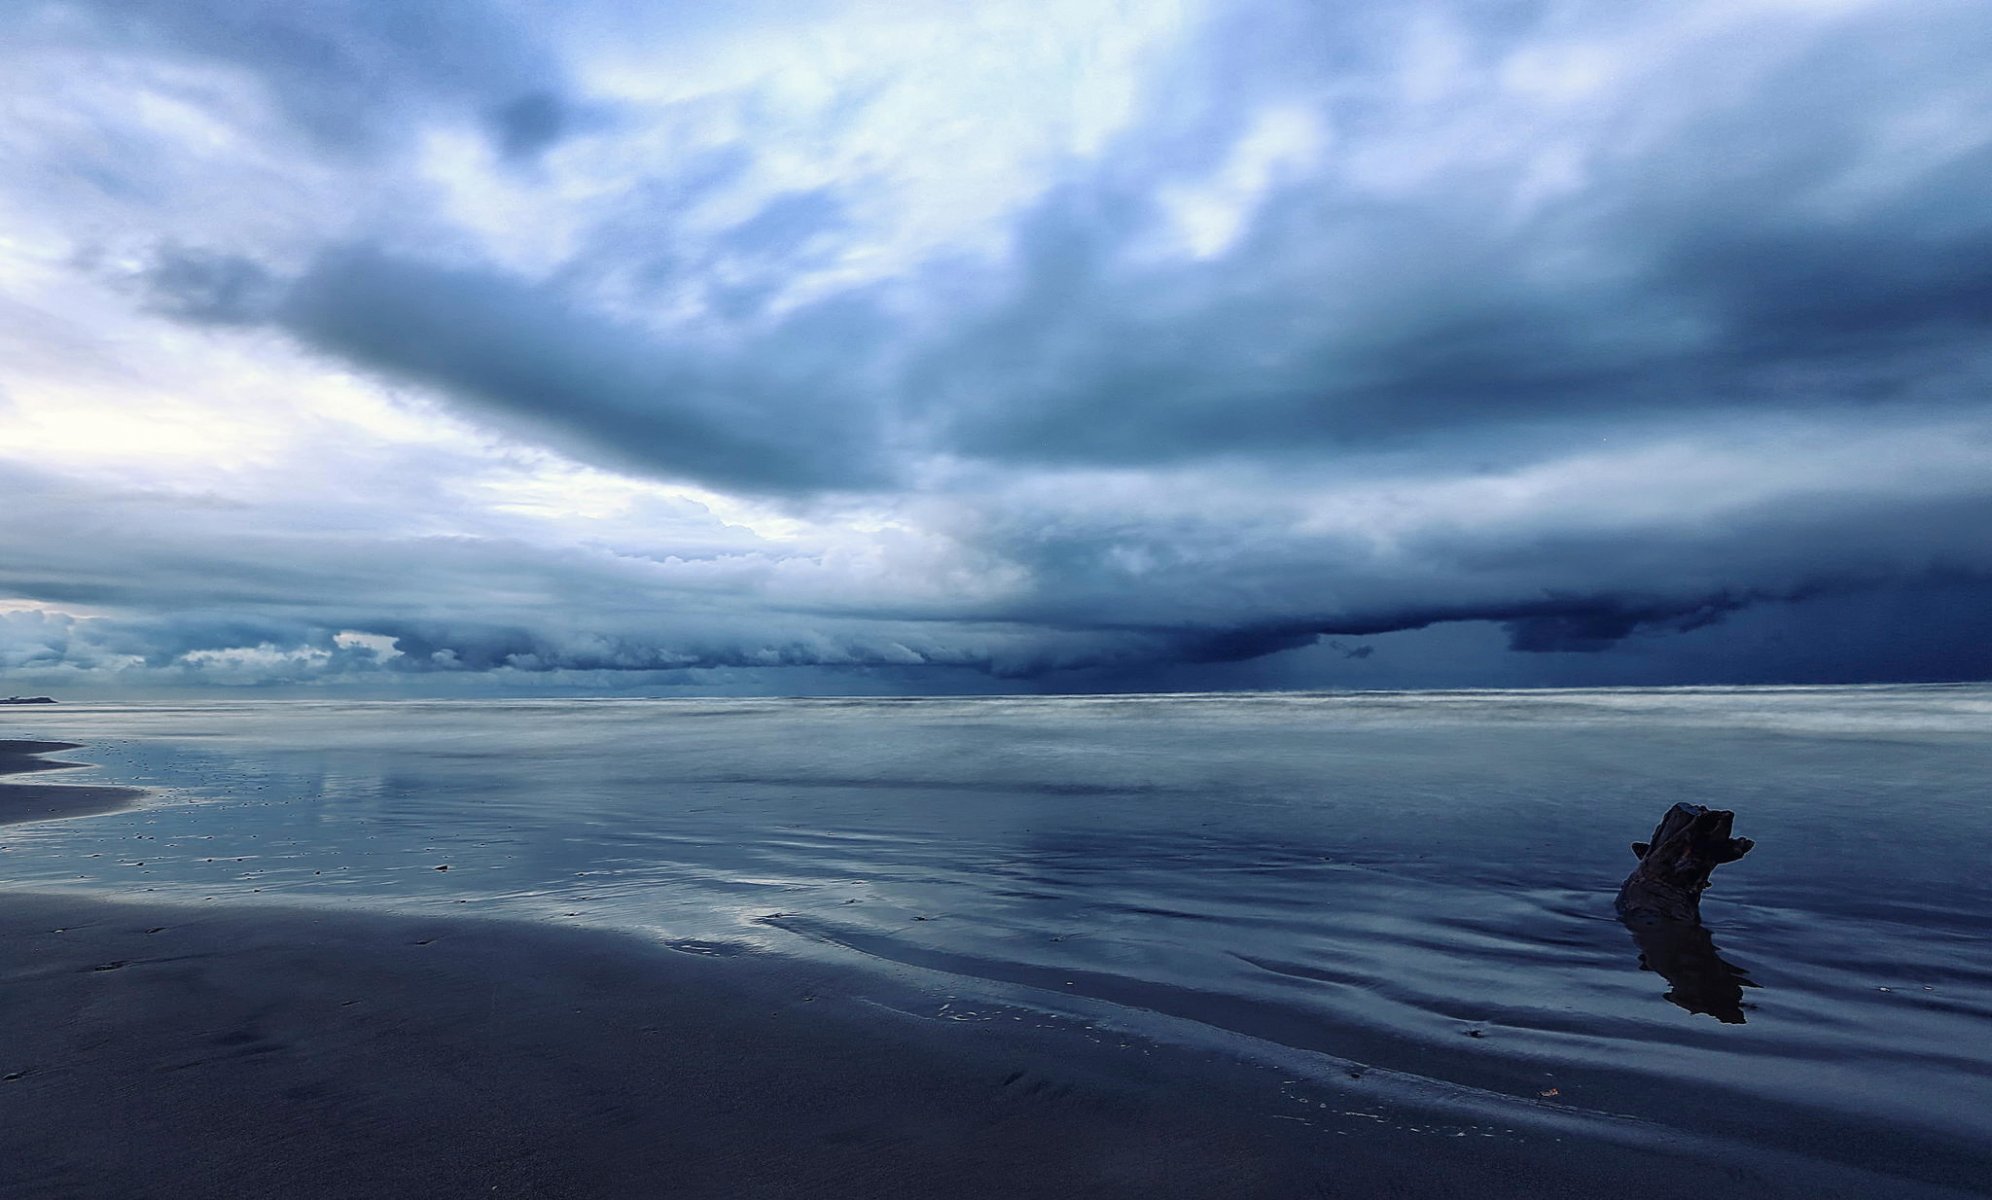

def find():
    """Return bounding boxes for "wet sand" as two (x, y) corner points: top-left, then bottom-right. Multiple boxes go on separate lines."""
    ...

(2, 719), (1985, 1199)
(1, 889), (1941, 1200)
(0, 740), (144, 826)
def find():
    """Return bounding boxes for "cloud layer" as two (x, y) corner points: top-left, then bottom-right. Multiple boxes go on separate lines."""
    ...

(3, 0), (1990, 693)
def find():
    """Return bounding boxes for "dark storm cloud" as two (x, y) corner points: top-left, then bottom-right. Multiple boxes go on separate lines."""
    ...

(120, 0), (1992, 482)
(137, 248), (279, 325)
(488, 91), (574, 162)
(922, 5), (1992, 467)
(945, 469), (1992, 666)
(3, 437), (1989, 690)
(276, 248), (894, 493)
(181, 0), (1992, 495)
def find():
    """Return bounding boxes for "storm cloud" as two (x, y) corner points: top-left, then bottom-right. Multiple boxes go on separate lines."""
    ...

(3, 0), (1990, 694)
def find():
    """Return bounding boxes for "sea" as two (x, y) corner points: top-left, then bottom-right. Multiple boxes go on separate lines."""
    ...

(4, 686), (1989, 1192)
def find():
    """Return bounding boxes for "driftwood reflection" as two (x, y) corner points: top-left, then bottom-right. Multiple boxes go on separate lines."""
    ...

(1623, 912), (1759, 1023)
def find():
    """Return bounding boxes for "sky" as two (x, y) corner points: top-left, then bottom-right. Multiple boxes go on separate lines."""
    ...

(2, 0), (1989, 697)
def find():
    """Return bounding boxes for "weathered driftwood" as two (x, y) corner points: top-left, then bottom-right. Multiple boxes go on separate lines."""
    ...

(1615, 802), (1753, 923)
(1616, 803), (1758, 1021)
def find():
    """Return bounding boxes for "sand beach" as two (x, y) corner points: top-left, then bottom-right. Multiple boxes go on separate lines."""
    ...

(3, 696), (1989, 1198)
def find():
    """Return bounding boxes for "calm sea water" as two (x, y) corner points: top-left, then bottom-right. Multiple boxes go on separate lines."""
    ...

(4, 687), (1990, 1190)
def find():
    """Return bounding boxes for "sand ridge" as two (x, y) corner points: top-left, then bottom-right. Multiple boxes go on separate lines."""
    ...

(0, 740), (145, 827)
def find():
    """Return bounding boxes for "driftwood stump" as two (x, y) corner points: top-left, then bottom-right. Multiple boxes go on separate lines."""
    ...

(1617, 803), (1758, 1022)
(1615, 802), (1753, 923)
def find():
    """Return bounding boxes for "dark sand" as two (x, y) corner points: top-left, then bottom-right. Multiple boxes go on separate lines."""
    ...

(4, 892), (1970, 1200)
(0, 741), (144, 826)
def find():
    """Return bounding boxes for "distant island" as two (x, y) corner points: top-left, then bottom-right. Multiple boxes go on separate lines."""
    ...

(1, 696), (56, 705)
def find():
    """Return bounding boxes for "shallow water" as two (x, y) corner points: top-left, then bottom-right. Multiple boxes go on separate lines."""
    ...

(4, 687), (1990, 1190)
